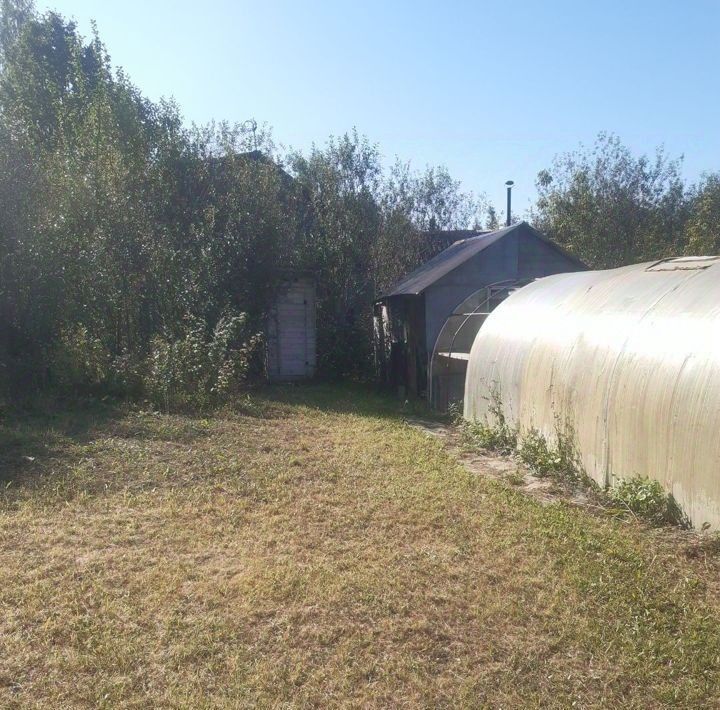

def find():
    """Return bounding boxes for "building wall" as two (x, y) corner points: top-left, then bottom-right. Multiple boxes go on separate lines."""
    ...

(267, 278), (316, 380)
(376, 224), (585, 400)
(374, 294), (426, 396)
(423, 235), (518, 356)
(517, 230), (585, 280)
(424, 228), (585, 357)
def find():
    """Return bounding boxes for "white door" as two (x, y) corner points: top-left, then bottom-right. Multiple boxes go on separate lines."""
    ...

(272, 279), (316, 379)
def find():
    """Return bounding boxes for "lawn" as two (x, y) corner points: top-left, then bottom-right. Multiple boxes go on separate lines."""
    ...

(1, 384), (720, 708)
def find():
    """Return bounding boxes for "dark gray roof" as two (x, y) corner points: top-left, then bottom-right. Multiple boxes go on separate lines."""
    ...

(382, 222), (585, 298)
(424, 229), (488, 253)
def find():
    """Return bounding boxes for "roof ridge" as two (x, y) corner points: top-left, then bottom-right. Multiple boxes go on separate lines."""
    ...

(379, 221), (584, 298)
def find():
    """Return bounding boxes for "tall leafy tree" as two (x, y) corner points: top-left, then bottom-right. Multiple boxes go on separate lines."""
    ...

(684, 174), (720, 256)
(373, 159), (487, 295)
(0, 1), (495, 393)
(289, 135), (488, 375)
(533, 133), (690, 268)
(289, 132), (382, 375)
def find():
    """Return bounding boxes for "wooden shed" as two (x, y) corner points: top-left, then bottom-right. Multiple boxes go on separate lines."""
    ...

(266, 276), (316, 380)
(374, 222), (586, 406)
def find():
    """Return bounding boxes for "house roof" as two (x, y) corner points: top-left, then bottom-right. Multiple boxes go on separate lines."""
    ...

(424, 229), (488, 253)
(381, 222), (586, 298)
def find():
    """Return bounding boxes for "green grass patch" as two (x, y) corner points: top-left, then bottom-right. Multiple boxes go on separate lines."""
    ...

(1, 383), (719, 706)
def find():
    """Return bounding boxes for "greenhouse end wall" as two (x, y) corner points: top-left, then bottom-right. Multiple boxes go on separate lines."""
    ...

(464, 257), (720, 529)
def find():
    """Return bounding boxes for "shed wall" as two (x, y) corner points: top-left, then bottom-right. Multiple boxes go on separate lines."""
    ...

(464, 258), (720, 529)
(424, 236), (518, 355)
(517, 231), (586, 279)
(376, 222), (586, 402)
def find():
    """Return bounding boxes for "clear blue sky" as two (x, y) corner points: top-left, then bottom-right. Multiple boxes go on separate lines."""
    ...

(38, 0), (720, 215)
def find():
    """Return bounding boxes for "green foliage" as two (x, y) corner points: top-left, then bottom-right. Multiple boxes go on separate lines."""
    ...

(49, 325), (112, 392)
(518, 427), (580, 482)
(11, 1), (720, 410)
(145, 311), (262, 412)
(534, 133), (690, 268)
(289, 132), (382, 378)
(373, 158), (487, 296)
(0, 3), (489, 398)
(462, 418), (517, 455)
(446, 401), (463, 424)
(536, 135), (720, 270)
(0, 2), (296, 405)
(462, 412), (690, 526)
(485, 205), (500, 230)
(460, 396), (689, 527)
(461, 388), (517, 454)
(609, 476), (681, 526)
(289, 133), (486, 379)
(684, 174), (720, 255)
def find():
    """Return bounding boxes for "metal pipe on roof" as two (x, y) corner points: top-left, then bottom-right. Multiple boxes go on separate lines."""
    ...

(505, 181), (514, 227)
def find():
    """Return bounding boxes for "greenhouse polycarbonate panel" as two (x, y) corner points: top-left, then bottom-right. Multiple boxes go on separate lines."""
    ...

(464, 260), (720, 529)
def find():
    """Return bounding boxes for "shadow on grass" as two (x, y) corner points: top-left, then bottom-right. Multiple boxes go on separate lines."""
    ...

(255, 380), (447, 423)
(0, 381), (443, 493)
(0, 397), (123, 487)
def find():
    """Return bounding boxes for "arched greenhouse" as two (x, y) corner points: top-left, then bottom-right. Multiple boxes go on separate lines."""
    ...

(464, 256), (720, 529)
(428, 279), (531, 411)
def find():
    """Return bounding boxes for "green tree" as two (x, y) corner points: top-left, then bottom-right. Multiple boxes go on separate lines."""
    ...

(288, 135), (490, 377)
(485, 205), (499, 230)
(533, 133), (690, 268)
(289, 131), (382, 376)
(0, 4), (281, 393)
(684, 174), (720, 255)
(0, 1), (497, 395)
(374, 159), (487, 295)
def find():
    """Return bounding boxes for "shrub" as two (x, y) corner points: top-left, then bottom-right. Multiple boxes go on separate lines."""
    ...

(461, 386), (517, 454)
(609, 476), (676, 526)
(145, 311), (262, 411)
(109, 353), (146, 399)
(462, 418), (517, 454)
(50, 325), (112, 393)
(458, 388), (690, 527)
(518, 428), (579, 482)
(461, 387), (511, 453)
(446, 401), (463, 424)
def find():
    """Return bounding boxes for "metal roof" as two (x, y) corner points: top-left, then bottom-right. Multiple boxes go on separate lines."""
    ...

(423, 229), (488, 254)
(381, 222), (584, 298)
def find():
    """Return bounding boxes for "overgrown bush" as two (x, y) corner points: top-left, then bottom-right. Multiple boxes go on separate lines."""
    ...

(50, 325), (112, 393)
(145, 311), (262, 411)
(461, 386), (517, 454)
(459, 390), (691, 526)
(609, 476), (678, 526)
(462, 418), (517, 455)
(108, 353), (146, 399)
(462, 390), (517, 454)
(446, 401), (463, 424)
(518, 427), (580, 482)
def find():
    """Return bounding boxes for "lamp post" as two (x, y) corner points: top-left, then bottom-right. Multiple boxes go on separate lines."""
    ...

(505, 180), (514, 227)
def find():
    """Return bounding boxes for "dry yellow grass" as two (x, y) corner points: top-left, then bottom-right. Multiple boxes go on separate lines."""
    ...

(1, 384), (720, 708)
